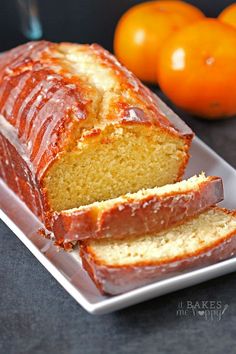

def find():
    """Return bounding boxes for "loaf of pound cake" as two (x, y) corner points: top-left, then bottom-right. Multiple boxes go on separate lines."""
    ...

(0, 42), (233, 298)
(80, 207), (236, 295)
(0, 41), (193, 228)
(53, 174), (223, 247)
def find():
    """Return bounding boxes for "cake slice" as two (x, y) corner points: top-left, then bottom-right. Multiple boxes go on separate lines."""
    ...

(53, 174), (223, 247)
(80, 207), (236, 295)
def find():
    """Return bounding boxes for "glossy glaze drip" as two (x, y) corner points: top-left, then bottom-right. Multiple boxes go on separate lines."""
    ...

(21, 77), (58, 140)
(1, 72), (31, 121)
(0, 41), (50, 77)
(90, 44), (187, 132)
(0, 43), (88, 180)
(2, 134), (23, 200)
(122, 107), (151, 124)
(0, 117), (45, 219)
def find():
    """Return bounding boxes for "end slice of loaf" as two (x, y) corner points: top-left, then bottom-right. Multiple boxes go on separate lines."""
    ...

(80, 207), (236, 295)
(52, 174), (223, 247)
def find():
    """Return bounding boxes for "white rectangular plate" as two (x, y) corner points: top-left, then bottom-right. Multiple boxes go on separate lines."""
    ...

(1, 136), (236, 315)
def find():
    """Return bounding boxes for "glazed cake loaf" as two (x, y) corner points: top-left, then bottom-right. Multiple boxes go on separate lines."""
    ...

(52, 174), (223, 247)
(80, 207), (236, 295)
(0, 41), (193, 226)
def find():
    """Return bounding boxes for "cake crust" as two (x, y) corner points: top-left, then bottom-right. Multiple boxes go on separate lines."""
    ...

(79, 208), (236, 295)
(53, 176), (223, 247)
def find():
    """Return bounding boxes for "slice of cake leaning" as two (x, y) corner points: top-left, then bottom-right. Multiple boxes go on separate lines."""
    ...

(80, 207), (236, 295)
(0, 41), (193, 228)
(52, 174), (223, 247)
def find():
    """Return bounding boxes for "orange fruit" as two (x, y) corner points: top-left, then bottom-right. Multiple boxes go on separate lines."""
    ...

(114, 0), (205, 83)
(158, 19), (236, 119)
(219, 3), (236, 28)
